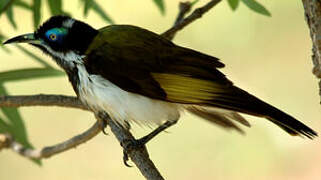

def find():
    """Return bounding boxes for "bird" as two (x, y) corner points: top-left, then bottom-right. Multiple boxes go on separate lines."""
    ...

(3, 15), (317, 153)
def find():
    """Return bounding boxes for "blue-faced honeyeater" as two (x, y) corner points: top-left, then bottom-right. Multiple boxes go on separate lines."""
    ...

(4, 16), (317, 157)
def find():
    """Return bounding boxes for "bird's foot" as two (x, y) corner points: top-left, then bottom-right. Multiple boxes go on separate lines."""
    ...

(120, 121), (177, 166)
(121, 138), (147, 167)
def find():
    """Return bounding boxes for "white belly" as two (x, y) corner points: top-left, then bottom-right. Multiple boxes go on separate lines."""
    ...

(76, 65), (181, 127)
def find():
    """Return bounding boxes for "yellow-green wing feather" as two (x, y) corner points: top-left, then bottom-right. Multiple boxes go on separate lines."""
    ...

(151, 73), (224, 103)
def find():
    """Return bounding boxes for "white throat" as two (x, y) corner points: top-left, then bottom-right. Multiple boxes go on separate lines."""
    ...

(43, 45), (85, 68)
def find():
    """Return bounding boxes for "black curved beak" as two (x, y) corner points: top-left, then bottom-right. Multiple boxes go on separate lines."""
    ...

(3, 33), (41, 45)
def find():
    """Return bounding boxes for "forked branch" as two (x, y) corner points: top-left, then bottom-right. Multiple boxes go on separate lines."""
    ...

(0, 120), (102, 159)
(162, 0), (222, 40)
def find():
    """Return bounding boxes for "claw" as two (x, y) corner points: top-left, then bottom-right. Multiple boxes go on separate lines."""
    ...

(121, 139), (144, 167)
(102, 128), (108, 135)
(101, 118), (109, 135)
(123, 151), (132, 167)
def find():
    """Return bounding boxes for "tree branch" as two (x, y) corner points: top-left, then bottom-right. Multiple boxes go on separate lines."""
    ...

(302, 0), (321, 100)
(0, 120), (103, 159)
(162, 0), (222, 40)
(0, 94), (87, 110)
(96, 113), (164, 180)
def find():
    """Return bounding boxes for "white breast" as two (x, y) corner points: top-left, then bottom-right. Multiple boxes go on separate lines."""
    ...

(76, 65), (181, 127)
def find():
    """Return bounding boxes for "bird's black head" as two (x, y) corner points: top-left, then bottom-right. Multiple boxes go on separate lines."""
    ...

(4, 15), (98, 69)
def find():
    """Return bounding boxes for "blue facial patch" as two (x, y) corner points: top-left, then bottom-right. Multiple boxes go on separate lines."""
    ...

(45, 28), (67, 43)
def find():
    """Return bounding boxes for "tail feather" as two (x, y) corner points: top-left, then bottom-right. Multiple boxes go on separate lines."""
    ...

(208, 86), (318, 139)
(186, 106), (249, 134)
(266, 110), (317, 139)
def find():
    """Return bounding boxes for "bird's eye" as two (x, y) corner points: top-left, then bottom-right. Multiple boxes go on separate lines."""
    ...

(45, 28), (67, 43)
(49, 34), (57, 41)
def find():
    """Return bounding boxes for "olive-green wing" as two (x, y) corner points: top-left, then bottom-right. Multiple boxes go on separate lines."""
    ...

(86, 25), (225, 70)
(85, 25), (227, 101)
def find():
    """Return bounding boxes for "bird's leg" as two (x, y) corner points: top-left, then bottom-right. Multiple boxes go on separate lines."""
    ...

(121, 120), (178, 166)
(137, 120), (178, 144)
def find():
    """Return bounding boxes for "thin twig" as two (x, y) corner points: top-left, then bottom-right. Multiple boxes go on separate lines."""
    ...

(0, 120), (103, 159)
(162, 0), (222, 40)
(174, 2), (192, 27)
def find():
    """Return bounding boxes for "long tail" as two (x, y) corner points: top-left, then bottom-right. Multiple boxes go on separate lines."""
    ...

(206, 86), (317, 139)
(151, 69), (317, 138)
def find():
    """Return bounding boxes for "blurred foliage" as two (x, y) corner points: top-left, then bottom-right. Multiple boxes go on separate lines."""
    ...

(0, 0), (270, 164)
(0, 85), (41, 165)
(241, 0), (271, 16)
(153, 0), (165, 15)
(80, 0), (114, 24)
(228, 0), (270, 16)
(47, 0), (63, 16)
(227, 0), (239, 10)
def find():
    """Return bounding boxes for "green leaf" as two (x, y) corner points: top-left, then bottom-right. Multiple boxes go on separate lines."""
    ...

(0, 68), (64, 83)
(5, 5), (17, 29)
(32, 0), (42, 29)
(82, 0), (92, 16)
(190, 0), (200, 7)
(241, 0), (271, 16)
(14, 0), (32, 10)
(0, 86), (28, 144)
(0, 85), (41, 165)
(47, 0), (62, 15)
(80, 0), (113, 23)
(91, 1), (114, 24)
(0, 117), (11, 133)
(0, 0), (12, 15)
(16, 45), (52, 68)
(228, 0), (239, 10)
(153, 0), (165, 15)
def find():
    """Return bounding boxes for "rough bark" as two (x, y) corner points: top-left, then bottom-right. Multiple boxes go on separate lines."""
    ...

(302, 0), (321, 100)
